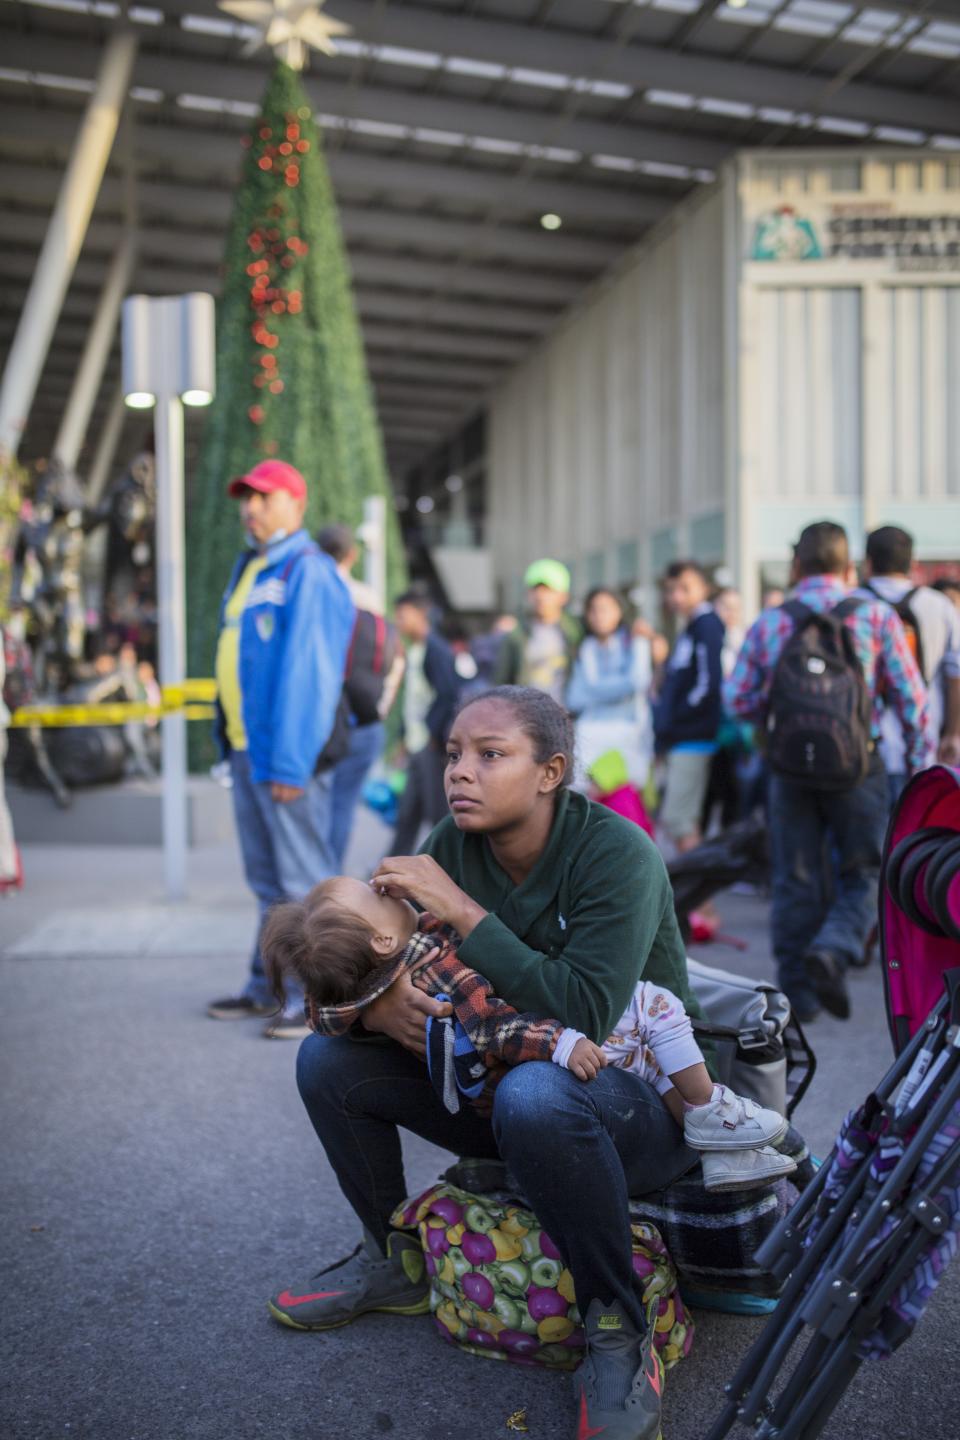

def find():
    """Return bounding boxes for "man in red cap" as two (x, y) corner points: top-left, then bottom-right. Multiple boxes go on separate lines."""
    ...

(207, 460), (356, 1037)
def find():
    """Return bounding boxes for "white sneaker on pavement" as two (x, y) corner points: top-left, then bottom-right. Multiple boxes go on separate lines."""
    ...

(683, 1085), (788, 1151)
(700, 1146), (797, 1192)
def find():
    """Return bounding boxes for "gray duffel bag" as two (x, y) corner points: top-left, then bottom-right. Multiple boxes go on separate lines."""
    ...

(686, 957), (815, 1119)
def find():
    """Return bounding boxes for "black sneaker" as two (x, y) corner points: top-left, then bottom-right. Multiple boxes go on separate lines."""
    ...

(803, 950), (850, 1020)
(572, 1297), (662, 1440)
(788, 992), (822, 1025)
(263, 1013), (311, 1040)
(207, 995), (276, 1020)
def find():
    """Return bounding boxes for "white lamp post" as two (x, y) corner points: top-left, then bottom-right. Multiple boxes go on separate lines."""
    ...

(358, 495), (387, 615)
(121, 292), (215, 901)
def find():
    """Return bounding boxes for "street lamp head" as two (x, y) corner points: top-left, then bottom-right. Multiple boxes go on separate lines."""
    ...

(124, 391), (156, 409)
(122, 293), (216, 405)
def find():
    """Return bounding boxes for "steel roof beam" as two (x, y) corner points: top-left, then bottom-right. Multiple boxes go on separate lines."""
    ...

(0, 162), (622, 270)
(1, 323), (505, 388)
(31, 364), (476, 414)
(0, 98), (667, 226)
(0, 213), (580, 305)
(0, 26), (731, 171)
(2, 251), (555, 335)
(383, 424), (448, 443)
(372, 384), (477, 410)
(29, 378), (456, 432)
(329, 0), (960, 134)
(141, 0), (960, 72)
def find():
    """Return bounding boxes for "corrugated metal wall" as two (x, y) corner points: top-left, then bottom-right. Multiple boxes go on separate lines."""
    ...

(490, 150), (960, 615)
(488, 188), (726, 608)
(877, 286), (960, 501)
(746, 287), (862, 499)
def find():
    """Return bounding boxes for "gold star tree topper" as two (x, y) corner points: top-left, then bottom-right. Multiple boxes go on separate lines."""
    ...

(218, 0), (351, 70)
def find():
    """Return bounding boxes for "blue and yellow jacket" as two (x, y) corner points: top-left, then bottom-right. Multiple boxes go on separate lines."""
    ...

(214, 529), (355, 787)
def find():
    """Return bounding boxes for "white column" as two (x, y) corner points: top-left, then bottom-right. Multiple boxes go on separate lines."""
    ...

(0, 28), (137, 457)
(155, 394), (188, 901)
(85, 384), (127, 503)
(53, 233), (135, 469)
(361, 495), (387, 611)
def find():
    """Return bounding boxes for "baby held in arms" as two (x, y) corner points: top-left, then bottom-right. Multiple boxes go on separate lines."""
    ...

(263, 877), (795, 1193)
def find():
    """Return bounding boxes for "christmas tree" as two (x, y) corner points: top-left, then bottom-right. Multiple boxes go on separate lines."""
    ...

(186, 60), (404, 707)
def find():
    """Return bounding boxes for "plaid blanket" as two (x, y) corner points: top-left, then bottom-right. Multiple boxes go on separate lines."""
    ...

(630, 1126), (815, 1297)
(305, 920), (562, 1067)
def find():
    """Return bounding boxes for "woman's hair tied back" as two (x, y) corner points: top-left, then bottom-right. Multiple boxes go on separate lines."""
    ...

(454, 684), (575, 788)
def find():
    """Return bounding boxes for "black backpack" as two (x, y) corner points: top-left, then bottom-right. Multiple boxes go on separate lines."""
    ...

(343, 609), (400, 726)
(315, 611), (400, 772)
(765, 598), (873, 791)
(863, 582), (926, 681)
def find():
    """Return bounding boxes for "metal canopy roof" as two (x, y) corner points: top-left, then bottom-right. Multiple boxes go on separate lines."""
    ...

(2, 0), (958, 478)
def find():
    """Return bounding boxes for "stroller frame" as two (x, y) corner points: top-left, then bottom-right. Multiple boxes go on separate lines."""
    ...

(703, 765), (960, 1440)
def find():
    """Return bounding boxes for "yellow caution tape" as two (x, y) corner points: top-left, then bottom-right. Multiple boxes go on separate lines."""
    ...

(9, 681), (218, 729)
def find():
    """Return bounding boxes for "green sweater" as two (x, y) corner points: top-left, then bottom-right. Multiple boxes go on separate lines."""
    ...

(420, 788), (704, 1044)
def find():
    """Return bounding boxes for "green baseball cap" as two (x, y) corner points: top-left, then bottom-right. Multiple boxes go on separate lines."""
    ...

(523, 558), (571, 594)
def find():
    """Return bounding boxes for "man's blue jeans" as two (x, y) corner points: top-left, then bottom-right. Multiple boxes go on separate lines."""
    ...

(230, 750), (335, 1013)
(768, 759), (888, 1009)
(296, 1032), (695, 1328)
(329, 721), (384, 868)
(887, 771), (908, 811)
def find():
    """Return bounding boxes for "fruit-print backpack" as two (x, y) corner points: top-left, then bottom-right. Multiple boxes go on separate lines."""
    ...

(391, 1167), (693, 1374)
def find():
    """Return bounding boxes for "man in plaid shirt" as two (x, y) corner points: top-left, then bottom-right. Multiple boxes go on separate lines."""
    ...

(724, 522), (928, 1024)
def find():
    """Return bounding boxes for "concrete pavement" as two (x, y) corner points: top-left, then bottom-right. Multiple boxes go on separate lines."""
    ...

(2, 792), (958, 1440)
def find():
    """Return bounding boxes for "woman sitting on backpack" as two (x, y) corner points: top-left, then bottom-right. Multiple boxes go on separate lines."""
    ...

(269, 686), (703, 1440)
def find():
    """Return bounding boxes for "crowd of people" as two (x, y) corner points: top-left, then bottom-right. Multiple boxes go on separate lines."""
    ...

(202, 458), (960, 1052)
(191, 456), (960, 1436)
(5, 448), (958, 1440)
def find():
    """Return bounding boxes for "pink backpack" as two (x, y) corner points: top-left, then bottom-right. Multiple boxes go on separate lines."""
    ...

(597, 783), (654, 837)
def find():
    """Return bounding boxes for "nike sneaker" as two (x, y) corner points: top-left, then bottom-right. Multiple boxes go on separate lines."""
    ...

(268, 1230), (430, 1331)
(572, 1296), (662, 1440)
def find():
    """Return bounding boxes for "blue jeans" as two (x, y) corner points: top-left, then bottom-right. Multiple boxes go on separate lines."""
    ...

(768, 759), (888, 1008)
(328, 721), (384, 868)
(392, 743), (449, 855)
(887, 771), (908, 811)
(230, 750), (335, 1012)
(296, 1033), (695, 1327)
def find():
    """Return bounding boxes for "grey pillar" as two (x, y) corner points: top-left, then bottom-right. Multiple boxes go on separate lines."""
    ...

(0, 28), (137, 457)
(52, 233), (135, 469)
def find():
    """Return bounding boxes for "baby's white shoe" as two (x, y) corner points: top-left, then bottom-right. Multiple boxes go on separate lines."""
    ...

(684, 1085), (788, 1151)
(700, 1146), (797, 1192)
